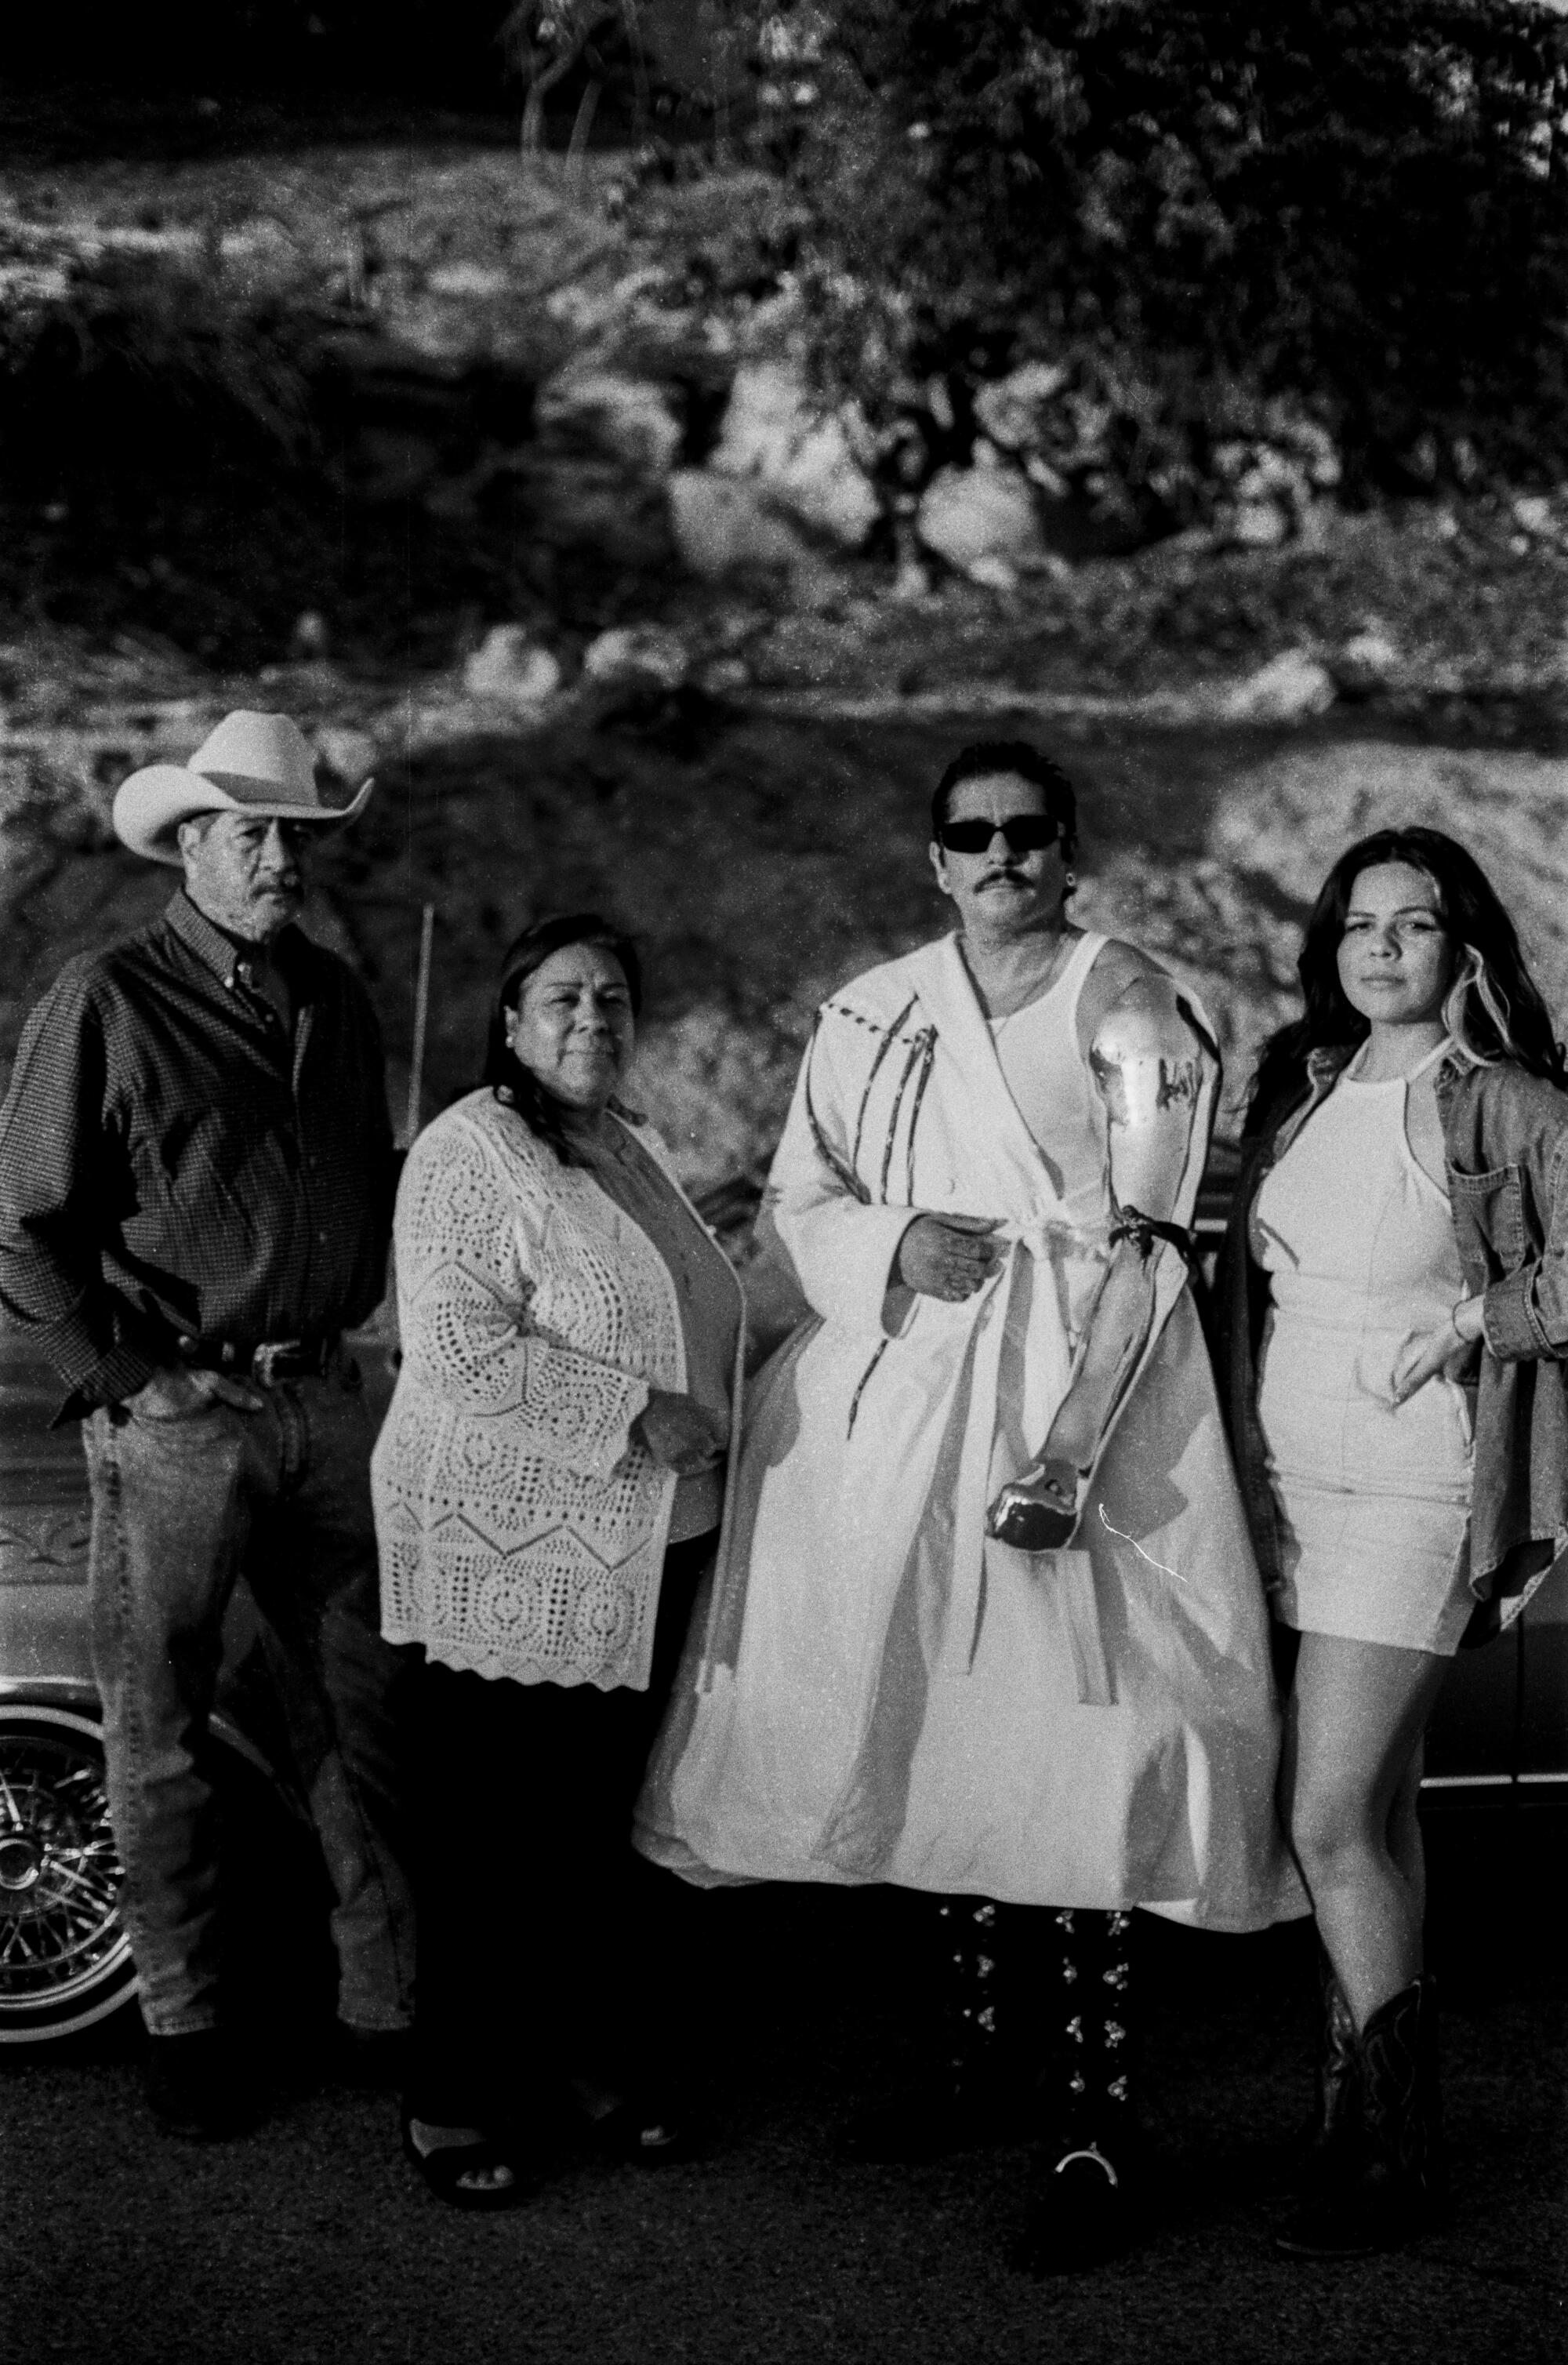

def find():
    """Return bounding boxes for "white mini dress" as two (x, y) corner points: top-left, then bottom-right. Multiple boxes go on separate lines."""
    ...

(1251, 1048), (1476, 1655)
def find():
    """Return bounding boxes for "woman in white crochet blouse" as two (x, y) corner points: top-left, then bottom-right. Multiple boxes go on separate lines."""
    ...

(372, 913), (743, 2208)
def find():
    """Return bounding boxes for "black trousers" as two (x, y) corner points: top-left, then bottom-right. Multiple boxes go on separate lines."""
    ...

(405, 1531), (711, 2127)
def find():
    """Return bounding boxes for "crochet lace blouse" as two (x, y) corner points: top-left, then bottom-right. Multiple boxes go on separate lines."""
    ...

(372, 1088), (742, 1691)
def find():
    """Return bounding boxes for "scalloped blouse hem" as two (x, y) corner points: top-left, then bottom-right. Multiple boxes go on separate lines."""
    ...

(383, 1625), (648, 1695)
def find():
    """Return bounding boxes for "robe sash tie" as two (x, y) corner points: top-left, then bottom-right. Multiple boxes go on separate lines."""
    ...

(930, 1212), (1109, 1679)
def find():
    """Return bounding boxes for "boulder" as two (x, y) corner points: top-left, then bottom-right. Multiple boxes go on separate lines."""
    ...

(463, 627), (563, 705)
(290, 609), (332, 661)
(536, 370), (684, 477)
(425, 262), (512, 300)
(666, 470), (834, 599)
(1332, 627), (1401, 694)
(966, 554), (1021, 593)
(916, 464), (1049, 578)
(1228, 500), (1291, 549)
(757, 4), (830, 67)
(710, 361), (880, 550)
(891, 533), (935, 601)
(1512, 493), (1558, 541)
(582, 625), (689, 692)
(1289, 419), (1343, 491)
(633, 1001), (806, 1196)
(972, 361), (1069, 452)
(1218, 649), (1338, 724)
(1073, 743), (1568, 1089)
(695, 654), (753, 698)
(1213, 428), (1333, 548)
(314, 725), (376, 785)
(1207, 743), (1568, 1025)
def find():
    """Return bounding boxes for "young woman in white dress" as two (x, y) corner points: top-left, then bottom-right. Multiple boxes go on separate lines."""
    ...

(1221, 827), (1568, 2258)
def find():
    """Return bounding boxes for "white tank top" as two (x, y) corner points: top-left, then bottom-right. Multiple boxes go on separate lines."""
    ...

(1252, 1041), (1465, 1348)
(987, 931), (1108, 1213)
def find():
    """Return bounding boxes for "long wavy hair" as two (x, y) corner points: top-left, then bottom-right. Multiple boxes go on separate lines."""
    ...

(1247, 826), (1564, 1128)
(482, 912), (643, 1164)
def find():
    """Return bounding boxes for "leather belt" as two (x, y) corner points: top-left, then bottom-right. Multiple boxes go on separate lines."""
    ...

(175, 1333), (341, 1383)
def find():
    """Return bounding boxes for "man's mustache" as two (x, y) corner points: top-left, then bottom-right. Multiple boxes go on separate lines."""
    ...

(978, 867), (1029, 888)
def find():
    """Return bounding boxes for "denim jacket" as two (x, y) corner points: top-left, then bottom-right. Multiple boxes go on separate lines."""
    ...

(1217, 1044), (1568, 1640)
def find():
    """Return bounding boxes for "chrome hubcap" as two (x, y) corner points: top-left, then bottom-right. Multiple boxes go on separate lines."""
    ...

(0, 1730), (129, 2006)
(0, 1834), (42, 1891)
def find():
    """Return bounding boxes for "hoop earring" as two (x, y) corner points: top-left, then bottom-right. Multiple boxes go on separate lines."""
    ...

(1065, 869), (1077, 891)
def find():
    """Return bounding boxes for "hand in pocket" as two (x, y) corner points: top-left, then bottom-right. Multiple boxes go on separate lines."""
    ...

(127, 1366), (263, 1421)
(1390, 1321), (1466, 1407)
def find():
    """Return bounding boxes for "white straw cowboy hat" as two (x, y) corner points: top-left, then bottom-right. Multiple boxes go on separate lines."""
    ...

(112, 710), (375, 866)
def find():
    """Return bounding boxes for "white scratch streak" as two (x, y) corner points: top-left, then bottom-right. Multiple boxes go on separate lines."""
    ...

(1097, 1501), (1188, 1582)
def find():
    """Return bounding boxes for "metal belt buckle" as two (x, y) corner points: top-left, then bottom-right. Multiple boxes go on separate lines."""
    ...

(252, 1339), (302, 1386)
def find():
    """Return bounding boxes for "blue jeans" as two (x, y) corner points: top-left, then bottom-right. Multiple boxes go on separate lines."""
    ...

(84, 1364), (415, 2038)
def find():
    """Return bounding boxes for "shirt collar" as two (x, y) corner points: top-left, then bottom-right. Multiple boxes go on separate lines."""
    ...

(165, 891), (308, 997)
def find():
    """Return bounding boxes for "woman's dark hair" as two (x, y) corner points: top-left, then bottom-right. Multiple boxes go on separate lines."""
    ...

(482, 912), (642, 1163)
(931, 739), (1077, 863)
(1248, 826), (1565, 1128)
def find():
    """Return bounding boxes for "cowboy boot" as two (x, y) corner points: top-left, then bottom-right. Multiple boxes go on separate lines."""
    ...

(837, 1898), (1019, 2161)
(1298, 1951), (1360, 2190)
(1276, 1974), (1446, 2258)
(1016, 1910), (1142, 2276)
(1359, 1974), (1447, 2232)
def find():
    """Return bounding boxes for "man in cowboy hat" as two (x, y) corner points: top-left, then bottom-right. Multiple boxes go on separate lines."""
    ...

(0, 710), (413, 2137)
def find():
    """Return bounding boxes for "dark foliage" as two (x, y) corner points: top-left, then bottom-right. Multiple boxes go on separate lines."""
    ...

(0, 261), (331, 663)
(800, 0), (1568, 489)
(5, 2), (514, 97)
(0, 260), (674, 666)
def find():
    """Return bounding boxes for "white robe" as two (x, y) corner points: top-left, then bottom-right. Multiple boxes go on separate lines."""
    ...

(636, 933), (1307, 1929)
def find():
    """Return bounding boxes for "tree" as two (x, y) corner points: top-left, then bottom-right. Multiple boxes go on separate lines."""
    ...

(795, 0), (1568, 486)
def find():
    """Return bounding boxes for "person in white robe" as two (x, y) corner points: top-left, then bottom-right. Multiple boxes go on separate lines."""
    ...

(636, 740), (1306, 2269)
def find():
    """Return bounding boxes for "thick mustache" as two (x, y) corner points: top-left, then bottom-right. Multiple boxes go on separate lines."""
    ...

(978, 868), (1029, 888)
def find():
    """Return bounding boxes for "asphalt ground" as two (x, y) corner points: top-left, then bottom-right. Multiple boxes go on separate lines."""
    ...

(1, 1800), (1563, 2365)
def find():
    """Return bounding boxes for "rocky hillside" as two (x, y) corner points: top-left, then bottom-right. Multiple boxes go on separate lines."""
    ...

(6, 142), (1568, 686)
(5, 139), (1568, 1204)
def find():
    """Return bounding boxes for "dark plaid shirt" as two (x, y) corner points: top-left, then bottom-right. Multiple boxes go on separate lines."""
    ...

(0, 892), (395, 1418)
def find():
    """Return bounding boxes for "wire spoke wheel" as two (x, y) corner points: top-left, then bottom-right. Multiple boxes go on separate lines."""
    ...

(0, 1706), (137, 2042)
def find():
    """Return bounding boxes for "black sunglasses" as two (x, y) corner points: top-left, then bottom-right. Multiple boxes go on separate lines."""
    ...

(937, 813), (1064, 856)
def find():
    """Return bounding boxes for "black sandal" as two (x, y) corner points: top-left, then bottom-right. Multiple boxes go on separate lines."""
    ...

(586, 2097), (690, 2166)
(401, 2110), (532, 2211)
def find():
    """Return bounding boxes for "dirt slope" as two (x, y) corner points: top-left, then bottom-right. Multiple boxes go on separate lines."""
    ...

(6, 683), (1565, 1184)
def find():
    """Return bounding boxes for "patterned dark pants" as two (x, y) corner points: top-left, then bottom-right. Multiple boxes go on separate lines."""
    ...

(935, 1898), (1137, 2160)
